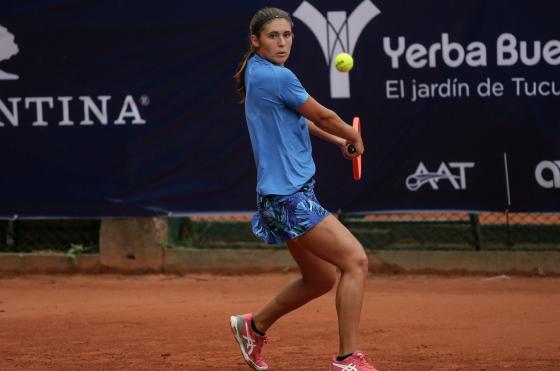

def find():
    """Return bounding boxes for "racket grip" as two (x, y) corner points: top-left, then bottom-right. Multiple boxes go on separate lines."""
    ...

(347, 144), (356, 154)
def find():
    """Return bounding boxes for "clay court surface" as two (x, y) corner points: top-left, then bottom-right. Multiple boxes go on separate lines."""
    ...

(1, 273), (559, 370)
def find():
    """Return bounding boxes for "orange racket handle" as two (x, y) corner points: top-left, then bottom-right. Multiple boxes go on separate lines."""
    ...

(351, 117), (362, 181)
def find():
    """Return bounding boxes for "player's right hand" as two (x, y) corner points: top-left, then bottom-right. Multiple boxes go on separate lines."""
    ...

(344, 138), (364, 159)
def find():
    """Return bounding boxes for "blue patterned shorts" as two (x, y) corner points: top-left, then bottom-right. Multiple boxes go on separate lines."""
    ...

(252, 178), (330, 245)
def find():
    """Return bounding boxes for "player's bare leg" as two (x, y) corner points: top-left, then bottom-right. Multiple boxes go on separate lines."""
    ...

(293, 215), (368, 356)
(252, 214), (367, 355)
(252, 238), (337, 332)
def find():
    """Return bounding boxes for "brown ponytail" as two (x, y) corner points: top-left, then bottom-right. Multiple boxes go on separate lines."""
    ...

(234, 49), (255, 103)
(234, 7), (294, 102)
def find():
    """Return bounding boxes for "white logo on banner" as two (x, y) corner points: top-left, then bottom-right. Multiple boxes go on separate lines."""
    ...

(406, 162), (475, 191)
(293, 0), (380, 99)
(0, 24), (19, 80)
(535, 160), (560, 189)
(0, 95), (148, 127)
(0, 24), (149, 128)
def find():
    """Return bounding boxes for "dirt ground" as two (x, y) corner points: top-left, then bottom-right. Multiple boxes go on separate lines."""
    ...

(0, 273), (559, 371)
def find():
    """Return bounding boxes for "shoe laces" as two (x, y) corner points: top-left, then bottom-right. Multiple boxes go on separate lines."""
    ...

(253, 334), (269, 362)
(255, 334), (269, 346)
(354, 352), (374, 367)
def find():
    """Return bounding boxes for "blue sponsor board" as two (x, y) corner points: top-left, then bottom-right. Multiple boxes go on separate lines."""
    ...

(0, 1), (559, 217)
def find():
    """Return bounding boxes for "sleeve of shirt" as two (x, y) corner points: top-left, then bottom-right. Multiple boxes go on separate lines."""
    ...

(276, 68), (309, 110)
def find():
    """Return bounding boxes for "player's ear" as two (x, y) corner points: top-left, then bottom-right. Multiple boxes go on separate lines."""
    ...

(250, 34), (260, 49)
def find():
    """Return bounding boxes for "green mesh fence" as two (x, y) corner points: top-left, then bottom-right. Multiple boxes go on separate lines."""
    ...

(0, 220), (100, 253)
(1, 213), (560, 253)
(168, 212), (560, 251)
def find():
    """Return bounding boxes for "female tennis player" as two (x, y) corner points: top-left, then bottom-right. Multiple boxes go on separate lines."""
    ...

(230, 7), (378, 371)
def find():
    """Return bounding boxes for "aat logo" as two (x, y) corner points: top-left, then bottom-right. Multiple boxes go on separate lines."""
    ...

(293, 0), (381, 99)
(406, 162), (475, 191)
(0, 24), (19, 80)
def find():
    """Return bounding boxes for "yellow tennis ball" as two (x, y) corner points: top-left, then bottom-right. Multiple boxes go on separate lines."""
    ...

(334, 53), (354, 72)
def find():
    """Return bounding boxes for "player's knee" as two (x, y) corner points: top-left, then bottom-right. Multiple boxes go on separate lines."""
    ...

(346, 251), (369, 277)
(357, 253), (369, 276)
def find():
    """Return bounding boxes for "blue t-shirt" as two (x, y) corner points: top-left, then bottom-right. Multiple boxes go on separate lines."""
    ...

(245, 54), (314, 195)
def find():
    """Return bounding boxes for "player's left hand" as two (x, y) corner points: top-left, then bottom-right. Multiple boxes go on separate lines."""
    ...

(340, 141), (353, 160)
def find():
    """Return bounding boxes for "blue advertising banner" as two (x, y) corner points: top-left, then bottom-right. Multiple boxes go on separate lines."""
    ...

(0, 0), (559, 217)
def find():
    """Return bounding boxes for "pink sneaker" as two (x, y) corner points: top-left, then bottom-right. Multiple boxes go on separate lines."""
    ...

(230, 313), (268, 370)
(330, 351), (379, 371)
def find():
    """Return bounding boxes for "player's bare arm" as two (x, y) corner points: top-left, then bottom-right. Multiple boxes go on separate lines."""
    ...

(306, 119), (345, 146)
(298, 96), (364, 156)
(306, 120), (355, 160)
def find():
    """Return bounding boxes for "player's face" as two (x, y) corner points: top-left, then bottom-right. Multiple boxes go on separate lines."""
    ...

(251, 19), (293, 66)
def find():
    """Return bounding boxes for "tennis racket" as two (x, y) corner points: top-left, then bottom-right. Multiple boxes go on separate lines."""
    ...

(347, 116), (362, 181)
